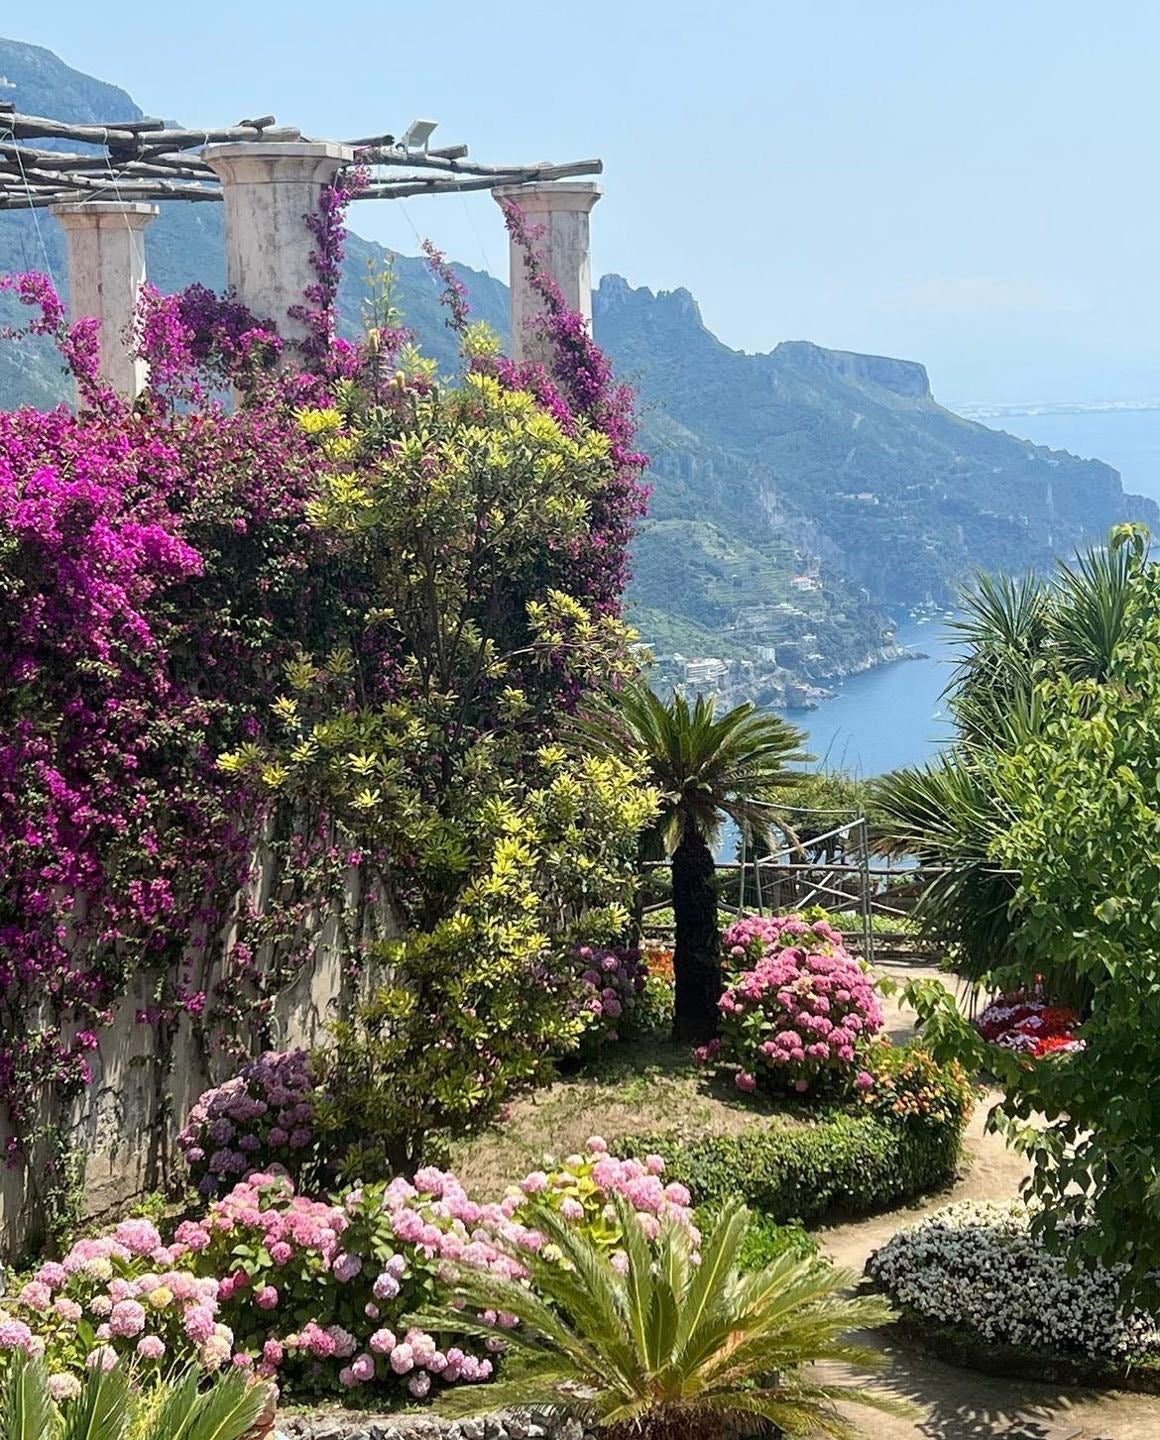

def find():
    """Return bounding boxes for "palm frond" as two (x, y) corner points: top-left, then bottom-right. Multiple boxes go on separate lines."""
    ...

(415, 1197), (900, 1439)
(581, 681), (812, 852)
(1050, 538), (1137, 680)
(1, 1353), (60, 1440)
(59, 1362), (131, 1440)
(870, 755), (1018, 981)
(127, 1371), (199, 1440)
(160, 1369), (270, 1440)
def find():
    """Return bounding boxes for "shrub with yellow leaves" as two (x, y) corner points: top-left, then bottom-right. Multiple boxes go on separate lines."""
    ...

(219, 282), (654, 1168)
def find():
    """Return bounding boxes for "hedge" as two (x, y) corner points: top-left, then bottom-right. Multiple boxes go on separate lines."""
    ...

(894, 1314), (1160, 1397)
(624, 1108), (966, 1224)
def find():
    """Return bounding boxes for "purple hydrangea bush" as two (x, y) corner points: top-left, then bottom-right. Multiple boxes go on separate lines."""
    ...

(572, 943), (650, 1050)
(176, 1050), (317, 1196)
(700, 914), (884, 1096)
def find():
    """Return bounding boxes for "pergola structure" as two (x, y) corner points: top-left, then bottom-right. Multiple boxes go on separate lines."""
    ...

(0, 102), (604, 394)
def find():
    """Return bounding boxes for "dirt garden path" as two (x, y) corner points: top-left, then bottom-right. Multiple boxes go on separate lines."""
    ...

(811, 956), (1160, 1440)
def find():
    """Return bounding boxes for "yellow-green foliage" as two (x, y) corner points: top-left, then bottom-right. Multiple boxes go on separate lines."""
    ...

(314, 747), (657, 1173)
(221, 345), (654, 1168)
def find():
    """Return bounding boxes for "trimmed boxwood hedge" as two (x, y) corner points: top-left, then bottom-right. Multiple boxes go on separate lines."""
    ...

(624, 1108), (965, 1224)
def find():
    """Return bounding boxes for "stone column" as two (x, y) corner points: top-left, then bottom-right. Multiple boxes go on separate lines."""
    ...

(492, 181), (602, 363)
(202, 142), (354, 344)
(50, 201), (158, 400)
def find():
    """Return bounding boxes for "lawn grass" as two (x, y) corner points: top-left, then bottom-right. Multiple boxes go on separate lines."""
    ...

(451, 1036), (808, 1200)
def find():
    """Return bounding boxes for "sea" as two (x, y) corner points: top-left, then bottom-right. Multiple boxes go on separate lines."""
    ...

(793, 405), (1160, 778)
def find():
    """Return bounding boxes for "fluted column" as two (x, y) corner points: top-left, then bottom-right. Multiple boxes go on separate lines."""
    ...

(51, 201), (158, 400)
(492, 181), (602, 363)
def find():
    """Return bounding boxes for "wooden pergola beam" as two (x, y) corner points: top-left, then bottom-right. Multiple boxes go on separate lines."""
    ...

(0, 109), (602, 211)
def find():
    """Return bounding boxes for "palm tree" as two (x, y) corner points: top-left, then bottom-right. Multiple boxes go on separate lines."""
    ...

(410, 1196), (907, 1440)
(871, 752), (1021, 984)
(872, 525), (1148, 989)
(0, 1355), (271, 1440)
(587, 683), (810, 1041)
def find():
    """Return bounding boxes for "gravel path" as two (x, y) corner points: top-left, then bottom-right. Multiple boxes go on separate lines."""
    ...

(810, 957), (1160, 1440)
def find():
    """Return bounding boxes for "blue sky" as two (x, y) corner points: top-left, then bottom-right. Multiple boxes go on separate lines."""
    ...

(11, 1), (1160, 405)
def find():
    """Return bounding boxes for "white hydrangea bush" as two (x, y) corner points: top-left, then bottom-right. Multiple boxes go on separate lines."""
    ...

(867, 1199), (1160, 1359)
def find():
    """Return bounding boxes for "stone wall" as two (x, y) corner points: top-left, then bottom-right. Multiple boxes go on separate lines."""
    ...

(0, 849), (398, 1257)
(0, 950), (349, 1256)
(278, 1411), (593, 1440)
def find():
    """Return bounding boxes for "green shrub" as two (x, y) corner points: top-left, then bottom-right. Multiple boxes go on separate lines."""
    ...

(625, 1046), (971, 1224)
(727, 1211), (819, 1270)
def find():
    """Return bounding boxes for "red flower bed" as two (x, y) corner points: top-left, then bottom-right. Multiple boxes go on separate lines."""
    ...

(974, 990), (1083, 1057)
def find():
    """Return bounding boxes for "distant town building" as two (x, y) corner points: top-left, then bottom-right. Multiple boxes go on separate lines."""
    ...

(684, 657), (728, 685)
(791, 574), (821, 592)
(757, 645), (778, 663)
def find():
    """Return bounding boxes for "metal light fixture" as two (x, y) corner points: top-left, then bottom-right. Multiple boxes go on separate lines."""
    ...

(401, 118), (438, 154)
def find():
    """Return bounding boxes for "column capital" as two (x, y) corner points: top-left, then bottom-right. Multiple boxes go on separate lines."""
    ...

(50, 202), (160, 231)
(492, 180), (602, 215)
(204, 142), (355, 346)
(203, 141), (355, 187)
(493, 184), (600, 364)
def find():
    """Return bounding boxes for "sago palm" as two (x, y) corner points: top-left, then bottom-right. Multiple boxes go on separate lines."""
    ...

(411, 1196), (907, 1440)
(587, 683), (810, 1040)
(0, 1354), (271, 1440)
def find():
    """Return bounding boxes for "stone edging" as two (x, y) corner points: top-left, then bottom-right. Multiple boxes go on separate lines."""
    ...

(277, 1413), (594, 1440)
(894, 1315), (1160, 1396)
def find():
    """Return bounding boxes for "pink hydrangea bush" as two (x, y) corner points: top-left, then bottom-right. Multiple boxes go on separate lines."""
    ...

(186, 1144), (695, 1400)
(512, 1139), (697, 1269)
(182, 1171), (493, 1399)
(0, 1145), (693, 1400)
(177, 1050), (317, 1197)
(702, 914), (884, 1097)
(0, 1217), (229, 1390)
